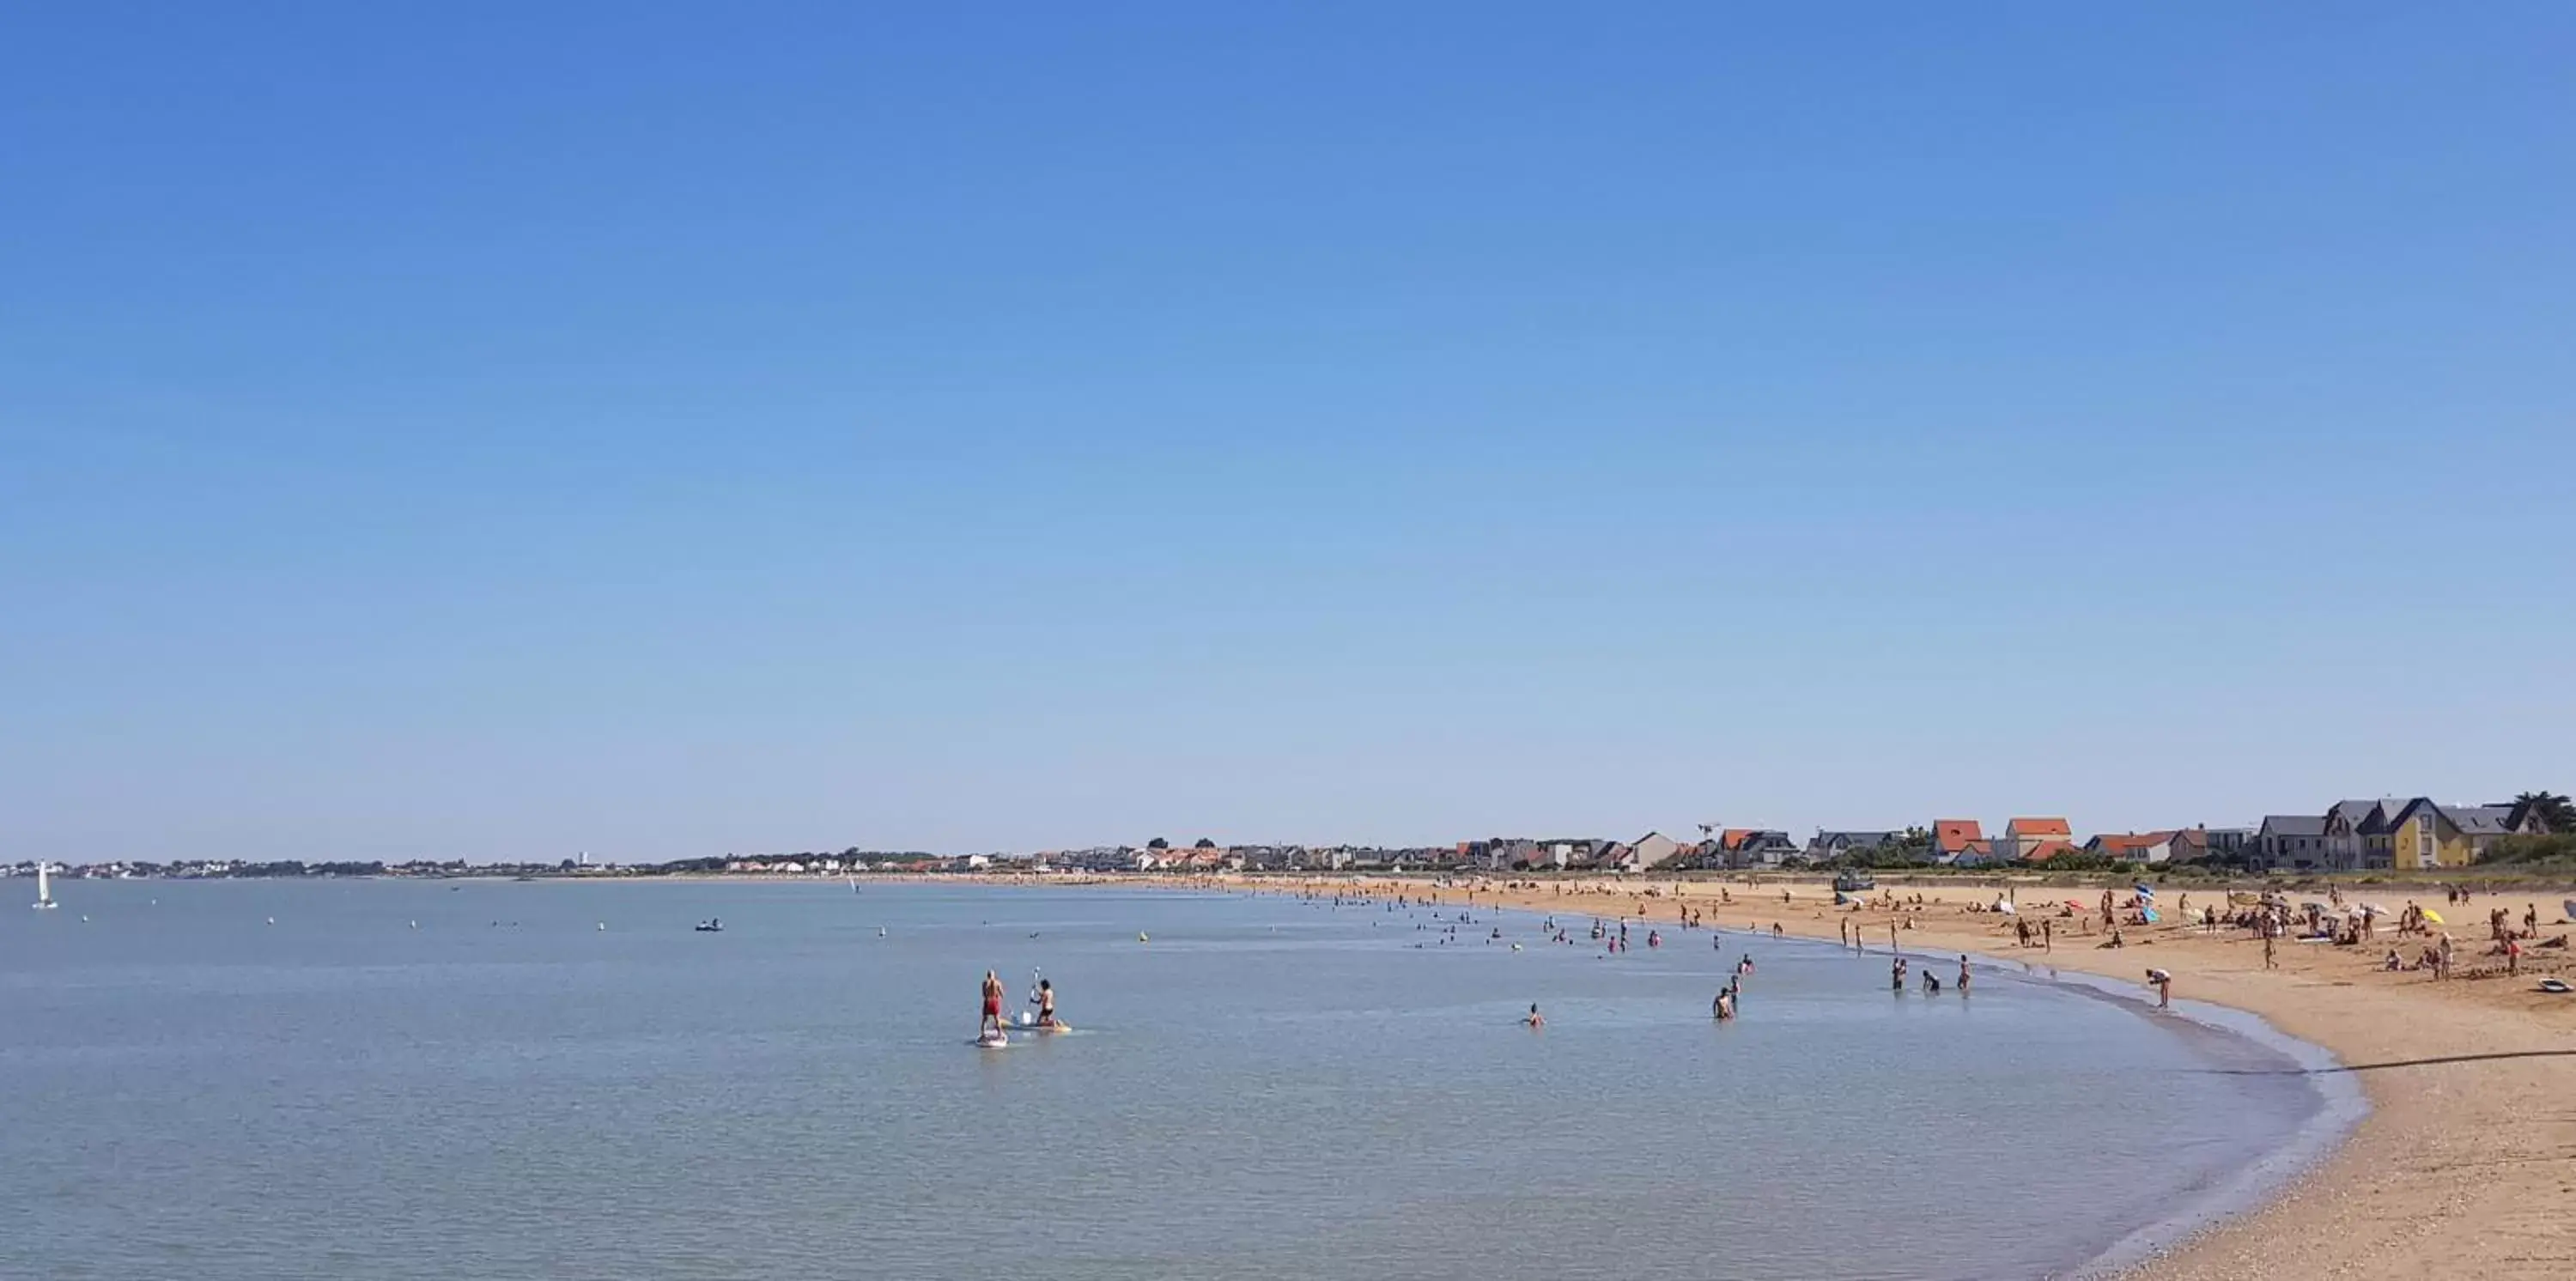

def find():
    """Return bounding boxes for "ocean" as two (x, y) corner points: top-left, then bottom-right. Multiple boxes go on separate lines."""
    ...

(0, 879), (2351, 1280)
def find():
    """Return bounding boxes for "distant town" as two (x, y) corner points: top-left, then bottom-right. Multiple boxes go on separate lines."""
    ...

(12, 790), (2570, 883)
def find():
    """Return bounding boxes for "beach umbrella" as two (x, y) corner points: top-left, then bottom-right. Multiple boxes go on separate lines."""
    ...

(2420, 908), (2445, 926)
(2133, 883), (2155, 898)
(2064, 899), (2087, 913)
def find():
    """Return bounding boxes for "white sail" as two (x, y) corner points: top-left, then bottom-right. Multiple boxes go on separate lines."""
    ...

(33, 861), (58, 909)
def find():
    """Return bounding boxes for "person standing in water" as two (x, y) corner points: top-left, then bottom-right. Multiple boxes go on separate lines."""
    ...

(1523, 1003), (1545, 1028)
(980, 970), (1006, 1037)
(1956, 956), (1971, 995)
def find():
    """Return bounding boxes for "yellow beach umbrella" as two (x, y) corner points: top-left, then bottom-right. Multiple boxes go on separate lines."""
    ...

(2420, 908), (2445, 926)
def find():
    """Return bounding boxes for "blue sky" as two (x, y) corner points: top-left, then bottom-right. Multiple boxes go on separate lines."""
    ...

(6, 4), (2572, 861)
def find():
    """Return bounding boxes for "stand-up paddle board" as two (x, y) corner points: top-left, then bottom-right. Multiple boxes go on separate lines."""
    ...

(974, 1031), (1009, 1047)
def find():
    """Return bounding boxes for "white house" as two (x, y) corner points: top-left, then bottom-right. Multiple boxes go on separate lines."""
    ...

(1627, 831), (1688, 871)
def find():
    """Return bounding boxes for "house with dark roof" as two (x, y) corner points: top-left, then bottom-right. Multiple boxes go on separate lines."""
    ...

(1807, 830), (1900, 862)
(1738, 830), (1801, 866)
(2366, 799), (2542, 871)
(2321, 799), (2403, 871)
(2254, 815), (2327, 871)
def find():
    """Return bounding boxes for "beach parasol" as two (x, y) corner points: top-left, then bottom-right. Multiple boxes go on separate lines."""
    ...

(2064, 900), (2087, 913)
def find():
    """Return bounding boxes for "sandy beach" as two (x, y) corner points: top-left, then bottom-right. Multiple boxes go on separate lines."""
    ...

(1061, 871), (2576, 1279)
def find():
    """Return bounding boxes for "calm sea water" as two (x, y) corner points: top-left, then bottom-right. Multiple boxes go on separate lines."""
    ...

(0, 879), (2347, 1280)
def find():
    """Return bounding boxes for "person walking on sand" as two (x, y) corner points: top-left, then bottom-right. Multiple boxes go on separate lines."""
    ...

(980, 970), (1006, 1037)
(2262, 929), (2277, 970)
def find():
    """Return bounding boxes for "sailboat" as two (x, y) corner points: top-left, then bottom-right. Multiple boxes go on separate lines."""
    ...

(848, 875), (860, 895)
(32, 861), (58, 910)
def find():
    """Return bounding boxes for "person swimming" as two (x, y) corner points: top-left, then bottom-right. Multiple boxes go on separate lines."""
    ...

(1523, 1003), (1545, 1028)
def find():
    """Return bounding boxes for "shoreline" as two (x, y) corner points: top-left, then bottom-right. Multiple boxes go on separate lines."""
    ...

(987, 870), (2574, 1281)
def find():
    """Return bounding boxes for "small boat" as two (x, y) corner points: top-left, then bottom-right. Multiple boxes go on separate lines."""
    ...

(694, 919), (724, 933)
(31, 862), (58, 911)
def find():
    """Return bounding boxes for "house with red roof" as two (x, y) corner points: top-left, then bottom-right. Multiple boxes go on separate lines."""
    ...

(1929, 819), (1985, 865)
(1999, 817), (2072, 861)
(2022, 839), (2079, 863)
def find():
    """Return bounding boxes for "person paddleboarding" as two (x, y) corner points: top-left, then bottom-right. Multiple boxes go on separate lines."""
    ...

(980, 970), (1006, 1038)
(1032, 977), (1070, 1030)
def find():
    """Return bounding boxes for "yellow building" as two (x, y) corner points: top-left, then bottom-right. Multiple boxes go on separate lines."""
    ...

(2370, 798), (2530, 870)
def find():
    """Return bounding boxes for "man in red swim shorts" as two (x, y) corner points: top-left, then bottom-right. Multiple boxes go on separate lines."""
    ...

(980, 970), (1005, 1037)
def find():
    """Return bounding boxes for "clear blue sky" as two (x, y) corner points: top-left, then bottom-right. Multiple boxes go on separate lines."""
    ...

(6, 4), (2571, 862)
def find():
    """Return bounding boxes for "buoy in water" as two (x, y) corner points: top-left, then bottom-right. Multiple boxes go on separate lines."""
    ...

(1138, 932), (1149, 943)
(596, 922), (605, 931)
(266, 917), (276, 926)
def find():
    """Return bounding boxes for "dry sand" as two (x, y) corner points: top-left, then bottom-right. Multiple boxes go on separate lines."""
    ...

(1151, 871), (2576, 1279)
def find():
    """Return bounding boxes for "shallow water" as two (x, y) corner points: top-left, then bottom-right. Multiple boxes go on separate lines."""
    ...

(0, 880), (2338, 1279)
